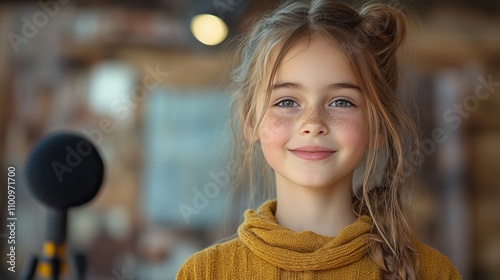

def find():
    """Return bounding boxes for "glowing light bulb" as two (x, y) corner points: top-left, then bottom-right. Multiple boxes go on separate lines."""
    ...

(190, 14), (228, 46)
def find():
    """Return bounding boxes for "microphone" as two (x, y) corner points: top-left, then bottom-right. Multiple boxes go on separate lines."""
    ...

(22, 131), (104, 280)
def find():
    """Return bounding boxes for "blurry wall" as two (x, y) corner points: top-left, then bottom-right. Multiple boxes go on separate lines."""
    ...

(0, 1), (498, 280)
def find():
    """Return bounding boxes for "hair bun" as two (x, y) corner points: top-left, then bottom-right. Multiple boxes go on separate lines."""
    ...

(358, 3), (408, 62)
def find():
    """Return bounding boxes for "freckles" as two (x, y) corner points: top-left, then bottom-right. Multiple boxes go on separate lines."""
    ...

(301, 107), (349, 131)
(261, 112), (294, 143)
(273, 115), (294, 129)
(300, 108), (328, 125)
(328, 116), (347, 130)
(269, 110), (295, 128)
(331, 115), (368, 143)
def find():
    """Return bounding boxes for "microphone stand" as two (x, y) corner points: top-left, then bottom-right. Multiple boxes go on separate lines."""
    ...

(19, 208), (86, 280)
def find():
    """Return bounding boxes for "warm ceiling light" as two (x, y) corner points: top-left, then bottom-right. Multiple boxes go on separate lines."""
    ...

(190, 14), (228, 46)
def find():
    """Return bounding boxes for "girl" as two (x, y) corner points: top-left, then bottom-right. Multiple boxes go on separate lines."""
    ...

(177, 0), (461, 279)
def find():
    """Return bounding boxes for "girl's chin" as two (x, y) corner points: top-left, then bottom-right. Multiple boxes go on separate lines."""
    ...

(287, 178), (341, 189)
(281, 172), (351, 189)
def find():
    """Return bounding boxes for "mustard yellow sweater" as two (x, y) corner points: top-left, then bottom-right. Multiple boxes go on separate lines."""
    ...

(176, 199), (461, 279)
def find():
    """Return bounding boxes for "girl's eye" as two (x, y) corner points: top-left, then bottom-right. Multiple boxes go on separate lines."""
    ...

(275, 99), (298, 107)
(330, 99), (354, 107)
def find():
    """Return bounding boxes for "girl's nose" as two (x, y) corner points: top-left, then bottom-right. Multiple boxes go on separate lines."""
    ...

(299, 109), (329, 136)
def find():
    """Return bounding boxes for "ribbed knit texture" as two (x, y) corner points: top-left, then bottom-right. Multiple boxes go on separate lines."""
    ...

(176, 199), (462, 279)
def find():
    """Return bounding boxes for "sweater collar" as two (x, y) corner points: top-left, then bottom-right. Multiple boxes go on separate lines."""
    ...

(238, 199), (372, 271)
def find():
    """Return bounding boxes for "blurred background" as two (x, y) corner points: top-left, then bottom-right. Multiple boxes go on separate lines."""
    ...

(0, 0), (498, 279)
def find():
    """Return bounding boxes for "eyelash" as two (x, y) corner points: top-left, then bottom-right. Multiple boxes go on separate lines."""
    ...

(273, 98), (355, 108)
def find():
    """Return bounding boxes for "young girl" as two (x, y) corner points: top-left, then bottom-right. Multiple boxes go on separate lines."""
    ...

(177, 0), (461, 279)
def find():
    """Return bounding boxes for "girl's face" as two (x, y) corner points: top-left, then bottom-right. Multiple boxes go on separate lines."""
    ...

(257, 36), (369, 189)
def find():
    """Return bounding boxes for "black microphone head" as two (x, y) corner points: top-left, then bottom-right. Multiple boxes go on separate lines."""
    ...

(25, 131), (104, 210)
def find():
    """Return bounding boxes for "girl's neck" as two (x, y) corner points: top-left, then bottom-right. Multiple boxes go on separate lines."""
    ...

(274, 173), (357, 237)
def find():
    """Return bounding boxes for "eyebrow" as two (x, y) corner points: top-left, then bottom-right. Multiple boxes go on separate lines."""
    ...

(272, 81), (362, 93)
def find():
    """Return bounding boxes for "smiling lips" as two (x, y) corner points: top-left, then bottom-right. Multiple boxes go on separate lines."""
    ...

(288, 145), (336, 160)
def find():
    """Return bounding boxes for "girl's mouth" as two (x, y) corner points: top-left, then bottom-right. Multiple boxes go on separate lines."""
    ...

(288, 145), (336, 160)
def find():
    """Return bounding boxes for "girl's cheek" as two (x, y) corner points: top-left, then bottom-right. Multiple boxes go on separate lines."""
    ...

(333, 115), (369, 146)
(259, 112), (294, 144)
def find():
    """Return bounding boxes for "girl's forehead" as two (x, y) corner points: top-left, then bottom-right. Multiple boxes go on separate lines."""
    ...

(274, 37), (354, 84)
(255, 34), (354, 94)
(280, 35), (348, 67)
(293, 33), (343, 53)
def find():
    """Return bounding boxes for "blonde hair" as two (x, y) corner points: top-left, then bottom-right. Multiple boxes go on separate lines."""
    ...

(226, 0), (421, 279)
